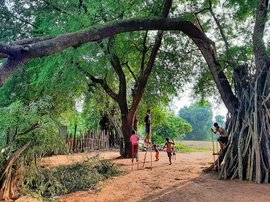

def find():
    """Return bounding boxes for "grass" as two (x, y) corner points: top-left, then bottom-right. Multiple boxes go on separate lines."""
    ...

(175, 140), (215, 152)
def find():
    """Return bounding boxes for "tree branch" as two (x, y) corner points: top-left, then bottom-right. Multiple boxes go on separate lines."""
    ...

(77, 65), (119, 102)
(0, 17), (213, 86)
(208, 0), (229, 56)
(253, 0), (269, 71)
(140, 31), (148, 73)
(41, 0), (84, 27)
(124, 62), (137, 81)
(128, 39), (143, 52)
(41, 0), (73, 17)
(7, 12), (38, 29)
(129, 0), (173, 117)
(110, 53), (127, 100)
(192, 38), (238, 114)
(10, 36), (56, 46)
(17, 123), (40, 136)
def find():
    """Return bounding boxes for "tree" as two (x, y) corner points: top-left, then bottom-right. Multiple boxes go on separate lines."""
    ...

(0, 0), (270, 184)
(179, 103), (213, 140)
(153, 112), (192, 142)
(215, 115), (225, 128)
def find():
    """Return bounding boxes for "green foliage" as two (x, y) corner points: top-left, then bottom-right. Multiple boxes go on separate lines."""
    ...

(215, 115), (225, 128)
(153, 112), (192, 141)
(225, 0), (258, 20)
(22, 157), (120, 199)
(153, 136), (164, 144)
(179, 102), (213, 140)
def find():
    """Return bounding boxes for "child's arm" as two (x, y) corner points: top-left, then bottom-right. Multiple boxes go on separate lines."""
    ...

(163, 143), (167, 149)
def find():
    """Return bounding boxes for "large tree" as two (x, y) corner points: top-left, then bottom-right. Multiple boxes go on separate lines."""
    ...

(0, 0), (270, 184)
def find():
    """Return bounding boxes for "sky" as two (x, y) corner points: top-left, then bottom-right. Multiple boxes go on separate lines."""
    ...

(171, 88), (228, 120)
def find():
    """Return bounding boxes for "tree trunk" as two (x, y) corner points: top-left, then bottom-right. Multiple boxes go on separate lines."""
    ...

(121, 115), (133, 157)
(218, 65), (270, 183)
(118, 96), (137, 157)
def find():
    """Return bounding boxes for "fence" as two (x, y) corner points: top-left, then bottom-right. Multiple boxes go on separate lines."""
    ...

(66, 130), (110, 153)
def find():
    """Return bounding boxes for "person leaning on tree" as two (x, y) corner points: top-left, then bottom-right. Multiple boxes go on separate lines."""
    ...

(211, 122), (229, 153)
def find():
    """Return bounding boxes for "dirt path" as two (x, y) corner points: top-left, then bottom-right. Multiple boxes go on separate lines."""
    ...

(17, 151), (270, 202)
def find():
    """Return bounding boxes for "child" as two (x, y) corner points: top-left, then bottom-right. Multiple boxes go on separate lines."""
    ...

(163, 138), (175, 165)
(153, 144), (159, 161)
(130, 130), (140, 162)
(144, 109), (151, 143)
(211, 122), (229, 152)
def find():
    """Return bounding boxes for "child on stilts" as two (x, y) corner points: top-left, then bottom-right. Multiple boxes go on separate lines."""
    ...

(130, 130), (140, 163)
(144, 109), (152, 144)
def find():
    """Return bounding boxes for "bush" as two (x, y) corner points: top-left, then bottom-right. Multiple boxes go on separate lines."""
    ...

(22, 157), (120, 199)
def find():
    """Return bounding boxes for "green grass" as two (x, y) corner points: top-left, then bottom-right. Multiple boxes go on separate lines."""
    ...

(174, 144), (199, 152)
(175, 140), (214, 152)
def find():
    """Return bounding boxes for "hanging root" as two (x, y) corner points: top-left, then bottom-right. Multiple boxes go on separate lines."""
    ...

(217, 74), (270, 183)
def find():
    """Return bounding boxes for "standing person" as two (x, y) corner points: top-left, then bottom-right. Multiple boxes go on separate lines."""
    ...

(153, 144), (159, 161)
(163, 138), (175, 165)
(144, 109), (151, 143)
(130, 130), (140, 162)
(211, 122), (229, 152)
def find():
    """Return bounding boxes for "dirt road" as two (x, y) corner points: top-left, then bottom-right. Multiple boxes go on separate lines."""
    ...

(17, 151), (270, 202)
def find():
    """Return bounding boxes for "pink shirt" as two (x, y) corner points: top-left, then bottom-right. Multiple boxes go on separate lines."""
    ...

(130, 134), (139, 145)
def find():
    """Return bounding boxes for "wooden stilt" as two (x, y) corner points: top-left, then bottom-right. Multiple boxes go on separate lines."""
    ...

(143, 148), (148, 168)
(150, 145), (152, 170)
(142, 144), (152, 170)
(137, 150), (139, 170)
(131, 145), (134, 170)
(216, 139), (220, 171)
(211, 130), (216, 166)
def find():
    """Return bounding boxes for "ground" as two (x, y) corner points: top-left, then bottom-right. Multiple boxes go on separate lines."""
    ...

(16, 147), (270, 202)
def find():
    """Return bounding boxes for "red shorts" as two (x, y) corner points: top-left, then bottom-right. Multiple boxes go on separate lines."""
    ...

(155, 151), (159, 159)
(132, 144), (138, 153)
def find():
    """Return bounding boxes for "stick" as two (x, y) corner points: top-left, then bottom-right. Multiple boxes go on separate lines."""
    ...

(131, 145), (134, 170)
(137, 148), (139, 170)
(143, 147), (147, 168)
(211, 129), (216, 166)
(150, 145), (152, 170)
(216, 140), (220, 171)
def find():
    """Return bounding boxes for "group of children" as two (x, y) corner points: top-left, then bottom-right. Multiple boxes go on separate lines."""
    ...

(129, 122), (228, 166)
(130, 109), (228, 167)
(130, 130), (176, 165)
